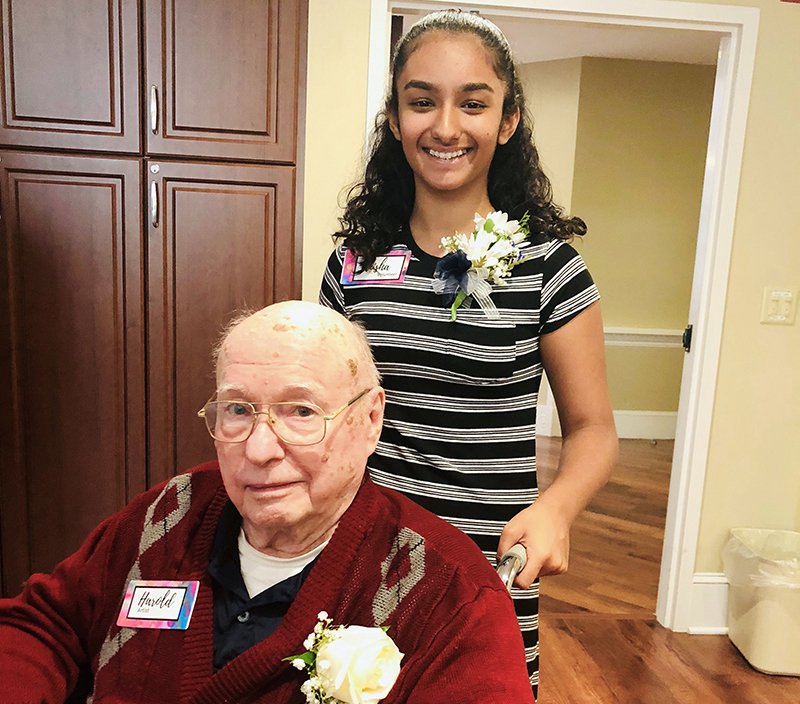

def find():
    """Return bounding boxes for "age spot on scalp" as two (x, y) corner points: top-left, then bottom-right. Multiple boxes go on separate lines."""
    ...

(272, 322), (294, 332)
(347, 358), (358, 377)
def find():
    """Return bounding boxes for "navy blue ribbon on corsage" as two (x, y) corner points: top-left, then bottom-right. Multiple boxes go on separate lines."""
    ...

(433, 250), (471, 305)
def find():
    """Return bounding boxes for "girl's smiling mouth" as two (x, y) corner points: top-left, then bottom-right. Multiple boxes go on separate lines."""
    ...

(424, 147), (469, 161)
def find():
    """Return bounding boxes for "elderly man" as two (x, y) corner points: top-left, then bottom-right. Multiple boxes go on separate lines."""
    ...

(0, 302), (535, 703)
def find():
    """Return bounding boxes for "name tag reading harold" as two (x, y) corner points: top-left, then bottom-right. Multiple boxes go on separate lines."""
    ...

(341, 249), (411, 285)
(117, 580), (199, 630)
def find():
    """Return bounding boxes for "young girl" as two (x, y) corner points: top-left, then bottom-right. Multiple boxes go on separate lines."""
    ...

(319, 10), (618, 694)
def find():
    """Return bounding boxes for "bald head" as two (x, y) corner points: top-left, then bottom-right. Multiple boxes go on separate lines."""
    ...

(211, 301), (385, 557)
(215, 301), (380, 391)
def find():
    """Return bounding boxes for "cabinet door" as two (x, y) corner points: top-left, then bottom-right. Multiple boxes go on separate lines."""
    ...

(0, 151), (145, 597)
(144, 0), (305, 163)
(0, 0), (140, 153)
(146, 159), (297, 485)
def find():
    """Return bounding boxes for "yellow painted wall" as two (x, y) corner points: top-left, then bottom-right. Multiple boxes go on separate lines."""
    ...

(518, 59), (582, 410)
(518, 58), (582, 212)
(605, 346), (685, 412)
(301, 0), (372, 301)
(302, 1), (800, 573)
(523, 57), (713, 414)
(571, 58), (715, 332)
(572, 58), (714, 413)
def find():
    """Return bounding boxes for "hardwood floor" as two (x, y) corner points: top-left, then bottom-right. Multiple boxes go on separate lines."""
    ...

(538, 436), (671, 617)
(539, 617), (800, 704)
(535, 437), (800, 703)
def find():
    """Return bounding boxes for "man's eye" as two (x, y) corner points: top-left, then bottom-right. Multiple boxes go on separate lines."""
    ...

(410, 99), (433, 108)
(224, 403), (252, 418)
(291, 405), (316, 419)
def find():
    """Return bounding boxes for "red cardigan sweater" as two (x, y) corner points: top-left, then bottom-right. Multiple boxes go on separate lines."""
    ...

(0, 463), (535, 703)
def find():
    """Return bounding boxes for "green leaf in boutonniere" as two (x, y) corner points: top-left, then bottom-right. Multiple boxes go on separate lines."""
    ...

(432, 210), (530, 321)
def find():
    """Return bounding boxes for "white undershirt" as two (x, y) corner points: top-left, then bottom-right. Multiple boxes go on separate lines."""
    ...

(238, 528), (328, 598)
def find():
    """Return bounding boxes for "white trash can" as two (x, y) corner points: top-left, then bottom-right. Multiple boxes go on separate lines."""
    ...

(722, 528), (800, 676)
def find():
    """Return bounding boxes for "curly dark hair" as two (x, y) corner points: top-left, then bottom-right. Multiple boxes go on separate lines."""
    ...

(337, 9), (586, 269)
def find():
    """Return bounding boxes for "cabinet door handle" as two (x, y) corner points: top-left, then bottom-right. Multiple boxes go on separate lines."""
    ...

(150, 181), (159, 228)
(150, 85), (159, 134)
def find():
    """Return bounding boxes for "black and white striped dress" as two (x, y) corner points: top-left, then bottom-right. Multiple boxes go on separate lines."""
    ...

(319, 227), (599, 691)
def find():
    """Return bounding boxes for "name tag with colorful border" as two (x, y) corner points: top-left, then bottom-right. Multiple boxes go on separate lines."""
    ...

(341, 249), (411, 285)
(117, 580), (199, 630)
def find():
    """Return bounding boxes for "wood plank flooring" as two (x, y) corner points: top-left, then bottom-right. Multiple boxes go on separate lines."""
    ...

(535, 437), (800, 703)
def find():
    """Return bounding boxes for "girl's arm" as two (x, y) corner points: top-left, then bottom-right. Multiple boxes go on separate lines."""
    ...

(497, 301), (618, 588)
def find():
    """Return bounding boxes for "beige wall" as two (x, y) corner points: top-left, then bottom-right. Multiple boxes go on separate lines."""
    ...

(302, 0), (800, 574)
(302, 0), (372, 301)
(686, 0), (800, 570)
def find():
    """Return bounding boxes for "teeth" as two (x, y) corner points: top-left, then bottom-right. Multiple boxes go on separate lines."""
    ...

(428, 148), (467, 160)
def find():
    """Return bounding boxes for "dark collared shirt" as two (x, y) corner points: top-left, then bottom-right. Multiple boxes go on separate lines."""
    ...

(206, 501), (317, 671)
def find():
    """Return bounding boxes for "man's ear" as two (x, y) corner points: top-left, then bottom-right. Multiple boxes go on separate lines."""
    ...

(364, 387), (385, 452)
(498, 108), (520, 145)
(388, 109), (402, 142)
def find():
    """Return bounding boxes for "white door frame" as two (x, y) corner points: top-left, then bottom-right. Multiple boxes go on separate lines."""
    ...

(366, 0), (759, 632)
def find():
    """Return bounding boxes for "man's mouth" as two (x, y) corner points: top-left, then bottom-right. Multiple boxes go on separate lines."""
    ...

(424, 147), (469, 161)
(248, 482), (297, 492)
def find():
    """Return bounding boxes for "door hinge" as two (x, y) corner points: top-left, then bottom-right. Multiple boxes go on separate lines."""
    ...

(682, 324), (693, 353)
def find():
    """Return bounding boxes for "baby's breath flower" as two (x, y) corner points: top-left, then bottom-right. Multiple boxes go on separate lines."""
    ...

(435, 211), (530, 320)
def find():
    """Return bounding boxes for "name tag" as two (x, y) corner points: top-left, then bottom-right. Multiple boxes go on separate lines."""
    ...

(341, 249), (411, 285)
(117, 580), (199, 630)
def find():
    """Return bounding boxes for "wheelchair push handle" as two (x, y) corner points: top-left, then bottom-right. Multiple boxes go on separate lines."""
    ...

(496, 544), (528, 591)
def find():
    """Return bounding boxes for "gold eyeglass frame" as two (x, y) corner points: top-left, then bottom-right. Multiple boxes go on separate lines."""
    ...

(197, 388), (372, 446)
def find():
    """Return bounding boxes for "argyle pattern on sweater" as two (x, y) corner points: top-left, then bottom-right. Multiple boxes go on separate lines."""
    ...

(0, 463), (535, 703)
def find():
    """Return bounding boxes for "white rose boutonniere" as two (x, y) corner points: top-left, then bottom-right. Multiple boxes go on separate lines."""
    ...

(284, 612), (404, 704)
(432, 210), (530, 320)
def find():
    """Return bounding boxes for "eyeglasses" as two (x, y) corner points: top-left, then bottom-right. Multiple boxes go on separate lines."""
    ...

(197, 389), (372, 446)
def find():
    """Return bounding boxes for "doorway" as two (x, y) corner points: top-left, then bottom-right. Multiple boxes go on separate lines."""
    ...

(369, 0), (759, 632)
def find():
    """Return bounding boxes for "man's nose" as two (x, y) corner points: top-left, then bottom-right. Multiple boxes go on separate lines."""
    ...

(244, 414), (286, 464)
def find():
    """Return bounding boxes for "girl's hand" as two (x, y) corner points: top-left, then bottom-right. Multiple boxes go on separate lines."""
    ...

(497, 302), (617, 590)
(498, 500), (572, 589)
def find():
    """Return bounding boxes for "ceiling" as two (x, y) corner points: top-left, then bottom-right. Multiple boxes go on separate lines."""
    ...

(397, 12), (722, 66)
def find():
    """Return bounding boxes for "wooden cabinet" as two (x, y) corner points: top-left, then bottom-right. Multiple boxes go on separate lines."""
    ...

(0, 0), (141, 153)
(144, 0), (301, 162)
(146, 160), (296, 485)
(0, 152), (146, 595)
(0, 0), (306, 596)
(0, 0), (303, 160)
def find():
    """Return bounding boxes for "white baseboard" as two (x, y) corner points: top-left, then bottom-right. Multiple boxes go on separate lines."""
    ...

(537, 407), (677, 440)
(688, 573), (729, 634)
(614, 411), (677, 439)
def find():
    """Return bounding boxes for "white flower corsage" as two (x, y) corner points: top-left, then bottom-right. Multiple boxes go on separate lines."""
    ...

(433, 210), (530, 320)
(284, 612), (404, 704)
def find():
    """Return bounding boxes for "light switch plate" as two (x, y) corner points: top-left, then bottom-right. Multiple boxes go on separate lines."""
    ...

(760, 288), (797, 325)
